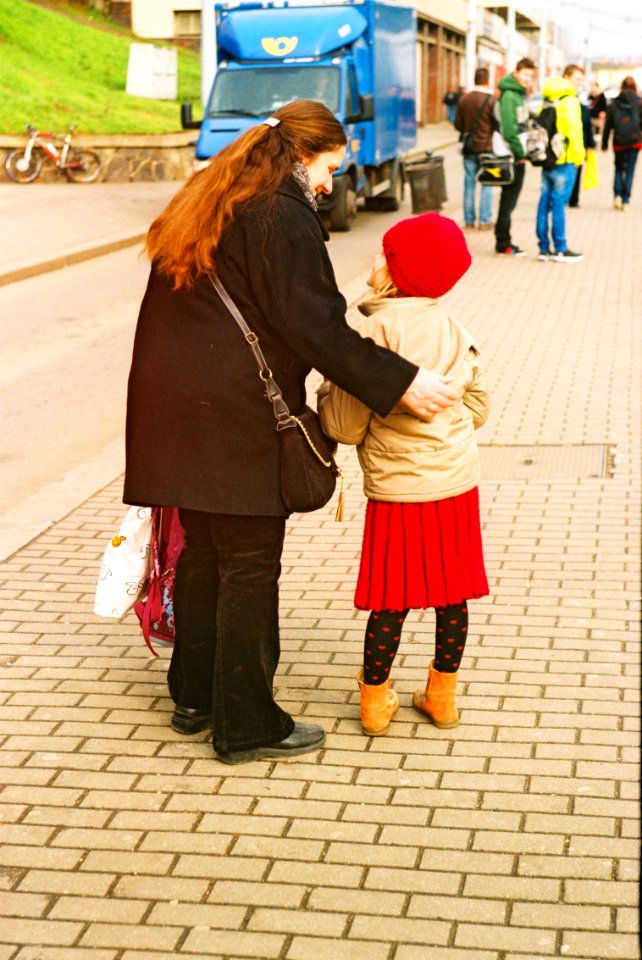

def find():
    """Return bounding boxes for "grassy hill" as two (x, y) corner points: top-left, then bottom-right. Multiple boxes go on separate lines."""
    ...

(0, 0), (201, 134)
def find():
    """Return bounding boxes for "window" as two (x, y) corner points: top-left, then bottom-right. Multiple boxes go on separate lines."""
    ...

(208, 66), (341, 118)
(174, 10), (201, 37)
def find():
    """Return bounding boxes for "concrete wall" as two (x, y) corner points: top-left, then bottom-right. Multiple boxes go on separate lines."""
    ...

(132, 0), (199, 39)
(0, 133), (196, 183)
(416, 0), (467, 33)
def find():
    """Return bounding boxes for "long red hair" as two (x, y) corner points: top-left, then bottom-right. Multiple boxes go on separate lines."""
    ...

(146, 99), (347, 289)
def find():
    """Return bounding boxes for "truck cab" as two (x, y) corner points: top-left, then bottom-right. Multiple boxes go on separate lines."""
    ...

(184, 0), (416, 230)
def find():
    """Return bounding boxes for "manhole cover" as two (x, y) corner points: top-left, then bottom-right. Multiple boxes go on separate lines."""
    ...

(478, 444), (615, 480)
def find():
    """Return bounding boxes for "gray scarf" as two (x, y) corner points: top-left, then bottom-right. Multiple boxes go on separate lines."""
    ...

(291, 162), (317, 210)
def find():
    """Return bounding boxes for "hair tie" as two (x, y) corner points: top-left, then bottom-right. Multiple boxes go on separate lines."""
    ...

(263, 117), (280, 127)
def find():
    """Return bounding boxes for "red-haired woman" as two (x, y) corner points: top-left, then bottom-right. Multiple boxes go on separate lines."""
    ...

(124, 100), (458, 765)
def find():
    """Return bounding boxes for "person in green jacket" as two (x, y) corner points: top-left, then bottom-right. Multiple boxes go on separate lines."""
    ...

(494, 58), (536, 256)
(535, 65), (586, 263)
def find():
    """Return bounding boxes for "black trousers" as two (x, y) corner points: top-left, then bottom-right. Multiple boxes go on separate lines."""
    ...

(568, 164), (582, 207)
(168, 509), (294, 754)
(495, 161), (526, 251)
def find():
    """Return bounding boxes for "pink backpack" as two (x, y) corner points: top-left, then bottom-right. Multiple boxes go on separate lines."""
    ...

(134, 507), (185, 655)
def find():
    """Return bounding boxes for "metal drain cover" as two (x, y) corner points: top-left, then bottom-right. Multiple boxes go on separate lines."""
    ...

(478, 444), (614, 480)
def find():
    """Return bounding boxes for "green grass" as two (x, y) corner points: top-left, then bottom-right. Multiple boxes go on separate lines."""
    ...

(0, 0), (202, 134)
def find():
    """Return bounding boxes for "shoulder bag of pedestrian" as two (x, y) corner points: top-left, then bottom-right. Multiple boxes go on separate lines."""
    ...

(460, 95), (491, 156)
(476, 98), (515, 185)
(476, 153), (514, 186)
(210, 275), (343, 517)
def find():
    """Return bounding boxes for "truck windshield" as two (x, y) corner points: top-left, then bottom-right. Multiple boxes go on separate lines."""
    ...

(207, 66), (340, 118)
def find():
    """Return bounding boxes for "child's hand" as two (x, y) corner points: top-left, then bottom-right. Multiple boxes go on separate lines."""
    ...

(399, 368), (459, 419)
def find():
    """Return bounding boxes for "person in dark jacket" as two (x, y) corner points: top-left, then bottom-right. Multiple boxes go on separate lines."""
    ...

(588, 82), (607, 136)
(568, 101), (596, 207)
(443, 87), (462, 124)
(601, 76), (642, 210)
(124, 100), (459, 765)
(455, 67), (496, 229)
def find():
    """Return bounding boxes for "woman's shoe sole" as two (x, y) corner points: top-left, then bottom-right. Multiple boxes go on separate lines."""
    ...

(216, 723), (326, 764)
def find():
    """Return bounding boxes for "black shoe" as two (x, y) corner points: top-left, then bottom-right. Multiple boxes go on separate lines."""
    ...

(171, 705), (212, 735)
(215, 721), (326, 765)
(496, 245), (527, 257)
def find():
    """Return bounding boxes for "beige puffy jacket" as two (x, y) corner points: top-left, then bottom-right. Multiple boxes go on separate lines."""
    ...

(317, 298), (490, 503)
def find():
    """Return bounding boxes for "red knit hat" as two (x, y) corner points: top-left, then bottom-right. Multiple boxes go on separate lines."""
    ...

(382, 212), (471, 298)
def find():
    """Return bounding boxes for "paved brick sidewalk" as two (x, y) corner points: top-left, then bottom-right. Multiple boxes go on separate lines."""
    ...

(0, 150), (639, 959)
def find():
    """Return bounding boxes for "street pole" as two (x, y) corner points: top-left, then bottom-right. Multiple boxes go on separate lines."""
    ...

(200, 0), (216, 107)
(466, 0), (477, 90)
(506, 0), (516, 73)
(538, 0), (548, 87)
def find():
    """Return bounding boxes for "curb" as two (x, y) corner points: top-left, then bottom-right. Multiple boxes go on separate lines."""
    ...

(0, 137), (458, 288)
(0, 231), (147, 287)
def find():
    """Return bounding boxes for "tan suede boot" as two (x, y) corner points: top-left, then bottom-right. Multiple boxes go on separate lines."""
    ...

(413, 661), (460, 728)
(357, 670), (399, 736)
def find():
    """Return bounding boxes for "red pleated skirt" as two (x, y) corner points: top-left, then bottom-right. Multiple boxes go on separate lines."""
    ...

(354, 488), (489, 611)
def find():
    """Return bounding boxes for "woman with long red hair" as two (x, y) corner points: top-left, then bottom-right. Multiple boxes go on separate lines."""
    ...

(124, 99), (458, 765)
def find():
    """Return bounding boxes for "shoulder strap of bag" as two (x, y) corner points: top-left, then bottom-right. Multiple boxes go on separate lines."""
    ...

(469, 94), (491, 136)
(209, 274), (295, 431)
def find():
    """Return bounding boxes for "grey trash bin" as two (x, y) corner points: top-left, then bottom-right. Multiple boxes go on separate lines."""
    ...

(404, 155), (448, 213)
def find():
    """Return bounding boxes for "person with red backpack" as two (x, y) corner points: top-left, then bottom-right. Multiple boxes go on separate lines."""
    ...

(601, 76), (642, 211)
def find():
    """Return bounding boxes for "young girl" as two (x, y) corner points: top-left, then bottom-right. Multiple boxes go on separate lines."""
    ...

(318, 212), (490, 736)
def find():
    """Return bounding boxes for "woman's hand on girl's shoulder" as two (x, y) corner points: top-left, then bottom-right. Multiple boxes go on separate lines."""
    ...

(399, 368), (459, 420)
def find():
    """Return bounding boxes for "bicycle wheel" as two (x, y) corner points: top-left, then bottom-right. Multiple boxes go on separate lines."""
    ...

(4, 148), (43, 183)
(65, 148), (101, 183)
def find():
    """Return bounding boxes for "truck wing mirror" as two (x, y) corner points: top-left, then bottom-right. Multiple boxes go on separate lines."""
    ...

(359, 94), (375, 122)
(181, 103), (202, 130)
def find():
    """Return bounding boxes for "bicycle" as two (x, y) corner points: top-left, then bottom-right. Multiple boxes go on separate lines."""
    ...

(4, 124), (102, 184)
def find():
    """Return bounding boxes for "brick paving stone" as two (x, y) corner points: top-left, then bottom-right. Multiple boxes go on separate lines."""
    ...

(182, 928), (286, 956)
(0, 148), (639, 959)
(395, 949), (498, 960)
(560, 931), (640, 958)
(286, 937), (391, 960)
(14, 951), (117, 960)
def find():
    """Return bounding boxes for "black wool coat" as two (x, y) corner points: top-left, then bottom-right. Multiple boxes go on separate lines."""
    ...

(124, 178), (417, 516)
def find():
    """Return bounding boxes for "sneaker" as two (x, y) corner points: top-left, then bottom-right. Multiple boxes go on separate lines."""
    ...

(496, 246), (527, 257)
(478, 222), (494, 231)
(463, 222), (476, 229)
(537, 250), (553, 261)
(613, 196), (623, 210)
(552, 250), (583, 263)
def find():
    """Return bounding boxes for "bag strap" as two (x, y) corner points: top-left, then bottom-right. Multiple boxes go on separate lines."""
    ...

(469, 94), (491, 137)
(209, 274), (295, 431)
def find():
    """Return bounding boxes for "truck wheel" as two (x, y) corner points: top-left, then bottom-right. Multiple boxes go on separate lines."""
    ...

(328, 176), (357, 231)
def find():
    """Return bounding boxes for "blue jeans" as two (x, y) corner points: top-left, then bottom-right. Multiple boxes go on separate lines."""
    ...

(446, 104), (457, 124)
(463, 155), (493, 225)
(536, 163), (577, 254)
(614, 148), (639, 204)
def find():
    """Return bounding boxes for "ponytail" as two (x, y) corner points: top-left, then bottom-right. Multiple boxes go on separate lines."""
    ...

(146, 99), (346, 289)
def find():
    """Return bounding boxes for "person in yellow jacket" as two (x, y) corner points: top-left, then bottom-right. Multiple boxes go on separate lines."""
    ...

(318, 214), (490, 738)
(536, 65), (587, 262)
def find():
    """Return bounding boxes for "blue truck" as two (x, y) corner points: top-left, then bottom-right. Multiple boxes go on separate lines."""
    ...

(181, 0), (417, 230)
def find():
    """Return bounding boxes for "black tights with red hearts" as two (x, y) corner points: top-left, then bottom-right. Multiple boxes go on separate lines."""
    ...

(363, 602), (468, 684)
